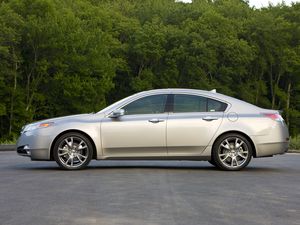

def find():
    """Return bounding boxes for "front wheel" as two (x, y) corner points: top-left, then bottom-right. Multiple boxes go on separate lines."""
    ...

(53, 132), (93, 170)
(213, 133), (253, 171)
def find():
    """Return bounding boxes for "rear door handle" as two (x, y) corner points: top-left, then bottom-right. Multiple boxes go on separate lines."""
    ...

(148, 118), (165, 123)
(202, 116), (219, 121)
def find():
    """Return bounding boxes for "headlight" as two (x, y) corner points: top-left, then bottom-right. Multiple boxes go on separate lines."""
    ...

(23, 122), (55, 133)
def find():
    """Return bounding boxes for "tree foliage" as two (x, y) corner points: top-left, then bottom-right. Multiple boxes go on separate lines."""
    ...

(0, 0), (299, 139)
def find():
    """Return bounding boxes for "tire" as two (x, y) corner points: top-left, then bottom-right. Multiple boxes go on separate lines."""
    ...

(208, 160), (217, 167)
(53, 132), (93, 170)
(212, 133), (253, 171)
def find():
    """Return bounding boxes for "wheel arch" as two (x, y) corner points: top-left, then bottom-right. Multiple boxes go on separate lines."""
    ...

(50, 129), (97, 160)
(212, 130), (257, 158)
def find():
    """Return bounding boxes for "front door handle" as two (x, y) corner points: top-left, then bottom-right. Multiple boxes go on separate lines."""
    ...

(148, 118), (165, 123)
(202, 116), (219, 121)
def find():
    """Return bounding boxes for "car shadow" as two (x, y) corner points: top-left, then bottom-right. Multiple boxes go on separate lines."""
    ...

(11, 160), (285, 173)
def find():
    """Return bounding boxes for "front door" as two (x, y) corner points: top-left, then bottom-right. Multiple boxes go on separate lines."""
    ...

(101, 94), (168, 158)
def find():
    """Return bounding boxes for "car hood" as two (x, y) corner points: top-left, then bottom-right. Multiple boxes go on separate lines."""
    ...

(25, 113), (105, 127)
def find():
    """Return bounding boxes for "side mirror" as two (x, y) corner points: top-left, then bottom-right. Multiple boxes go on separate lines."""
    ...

(109, 109), (125, 118)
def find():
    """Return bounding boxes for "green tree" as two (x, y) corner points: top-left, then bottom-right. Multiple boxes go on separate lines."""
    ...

(0, 0), (299, 140)
(0, 2), (24, 139)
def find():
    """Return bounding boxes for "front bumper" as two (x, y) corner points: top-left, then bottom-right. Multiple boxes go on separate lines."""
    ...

(17, 145), (31, 157)
(16, 128), (55, 160)
(17, 145), (49, 160)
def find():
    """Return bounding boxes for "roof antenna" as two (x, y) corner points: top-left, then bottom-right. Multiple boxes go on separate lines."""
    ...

(210, 89), (217, 93)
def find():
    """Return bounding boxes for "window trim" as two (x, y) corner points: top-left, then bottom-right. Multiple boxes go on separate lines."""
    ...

(164, 94), (173, 112)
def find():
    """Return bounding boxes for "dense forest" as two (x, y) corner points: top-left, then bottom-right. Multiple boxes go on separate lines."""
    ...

(0, 0), (299, 141)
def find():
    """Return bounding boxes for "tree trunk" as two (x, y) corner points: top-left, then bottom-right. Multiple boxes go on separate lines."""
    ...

(269, 63), (275, 109)
(26, 48), (37, 112)
(286, 80), (291, 128)
(8, 48), (18, 136)
(255, 71), (264, 105)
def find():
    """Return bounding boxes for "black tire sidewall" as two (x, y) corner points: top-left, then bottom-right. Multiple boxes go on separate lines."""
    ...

(208, 160), (216, 167)
(213, 133), (252, 171)
(53, 132), (93, 170)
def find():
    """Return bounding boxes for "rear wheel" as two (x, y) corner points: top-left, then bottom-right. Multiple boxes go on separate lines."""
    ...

(213, 133), (252, 171)
(208, 160), (216, 167)
(53, 132), (93, 170)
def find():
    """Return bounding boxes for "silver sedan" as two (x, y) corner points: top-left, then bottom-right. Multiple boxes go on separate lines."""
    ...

(17, 89), (289, 170)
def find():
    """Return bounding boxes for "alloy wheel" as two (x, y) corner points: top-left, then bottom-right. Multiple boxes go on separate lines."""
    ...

(57, 136), (89, 168)
(217, 137), (250, 169)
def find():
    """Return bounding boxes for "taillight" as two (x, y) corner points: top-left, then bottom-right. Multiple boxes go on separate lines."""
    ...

(262, 113), (283, 121)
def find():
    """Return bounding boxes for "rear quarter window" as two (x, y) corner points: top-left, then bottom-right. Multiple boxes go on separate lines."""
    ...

(207, 99), (227, 112)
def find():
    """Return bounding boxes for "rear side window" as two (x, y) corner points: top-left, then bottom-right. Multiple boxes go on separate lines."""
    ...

(173, 94), (227, 113)
(208, 99), (227, 112)
(173, 95), (207, 113)
(122, 94), (168, 115)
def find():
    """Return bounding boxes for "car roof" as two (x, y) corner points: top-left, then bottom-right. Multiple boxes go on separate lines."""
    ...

(141, 88), (211, 94)
(140, 88), (228, 101)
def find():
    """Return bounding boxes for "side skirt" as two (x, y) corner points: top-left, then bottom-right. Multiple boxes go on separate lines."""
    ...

(98, 156), (211, 161)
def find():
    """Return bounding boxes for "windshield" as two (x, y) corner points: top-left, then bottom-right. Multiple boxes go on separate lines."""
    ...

(97, 94), (138, 114)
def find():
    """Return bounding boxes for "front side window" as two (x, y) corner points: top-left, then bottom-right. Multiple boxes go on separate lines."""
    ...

(122, 94), (168, 115)
(173, 94), (227, 113)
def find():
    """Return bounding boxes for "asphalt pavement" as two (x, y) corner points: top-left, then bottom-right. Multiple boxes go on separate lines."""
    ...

(0, 151), (300, 225)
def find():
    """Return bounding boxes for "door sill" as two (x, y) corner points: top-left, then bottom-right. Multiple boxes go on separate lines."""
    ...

(99, 156), (210, 161)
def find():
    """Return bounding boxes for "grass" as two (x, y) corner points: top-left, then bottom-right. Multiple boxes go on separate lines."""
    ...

(290, 136), (300, 151)
(0, 138), (16, 145)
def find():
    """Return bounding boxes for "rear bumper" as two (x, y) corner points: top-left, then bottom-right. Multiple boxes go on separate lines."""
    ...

(255, 142), (289, 157)
(251, 120), (289, 157)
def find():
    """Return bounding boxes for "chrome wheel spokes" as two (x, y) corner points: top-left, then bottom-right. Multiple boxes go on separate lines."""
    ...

(218, 137), (249, 168)
(58, 136), (89, 168)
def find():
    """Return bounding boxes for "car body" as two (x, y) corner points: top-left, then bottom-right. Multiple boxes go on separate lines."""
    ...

(17, 88), (289, 170)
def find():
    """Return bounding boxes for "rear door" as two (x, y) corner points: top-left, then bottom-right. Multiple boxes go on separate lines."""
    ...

(167, 94), (226, 156)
